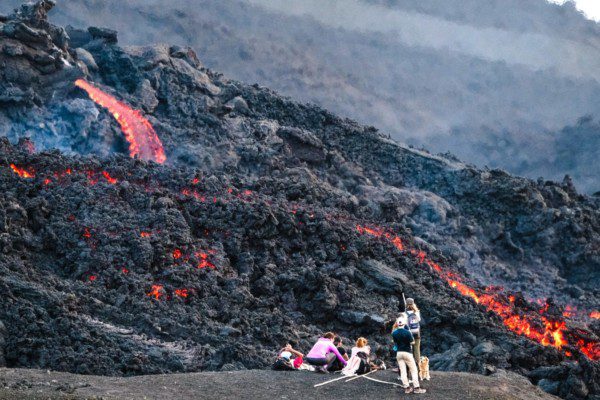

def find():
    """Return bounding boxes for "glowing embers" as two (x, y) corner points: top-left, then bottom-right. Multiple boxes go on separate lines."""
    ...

(74, 79), (166, 164)
(10, 163), (34, 178)
(102, 171), (118, 184)
(562, 305), (576, 318)
(147, 284), (165, 300)
(591, 311), (600, 320)
(577, 338), (600, 360)
(9, 163), (119, 187)
(172, 249), (182, 260)
(147, 285), (191, 301)
(356, 224), (403, 251)
(195, 251), (216, 269)
(170, 247), (217, 270)
(355, 224), (599, 360)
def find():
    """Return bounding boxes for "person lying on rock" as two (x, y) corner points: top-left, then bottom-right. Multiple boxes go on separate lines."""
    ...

(392, 316), (426, 394)
(329, 336), (349, 371)
(272, 343), (304, 371)
(305, 332), (347, 373)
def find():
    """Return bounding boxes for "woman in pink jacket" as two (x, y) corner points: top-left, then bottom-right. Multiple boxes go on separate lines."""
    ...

(305, 332), (347, 372)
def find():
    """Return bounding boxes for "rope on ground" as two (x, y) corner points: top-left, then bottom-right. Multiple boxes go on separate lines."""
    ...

(314, 369), (403, 388)
(344, 370), (376, 382)
(362, 375), (405, 387)
(313, 374), (349, 387)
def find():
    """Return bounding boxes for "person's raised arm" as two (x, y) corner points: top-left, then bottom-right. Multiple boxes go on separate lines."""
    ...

(289, 347), (304, 358)
(328, 343), (347, 365)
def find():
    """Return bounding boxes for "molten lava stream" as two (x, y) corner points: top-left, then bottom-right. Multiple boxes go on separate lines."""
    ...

(74, 79), (166, 164)
(355, 224), (600, 361)
(10, 163), (34, 178)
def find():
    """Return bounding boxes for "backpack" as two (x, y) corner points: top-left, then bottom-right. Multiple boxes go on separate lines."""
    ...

(355, 352), (371, 375)
(272, 357), (295, 371)
(407, 312), (420, 331)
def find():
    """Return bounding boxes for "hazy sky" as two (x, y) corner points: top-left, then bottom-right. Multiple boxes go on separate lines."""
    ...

(251, 0), (600, 81)
(550, 0), (600, 20)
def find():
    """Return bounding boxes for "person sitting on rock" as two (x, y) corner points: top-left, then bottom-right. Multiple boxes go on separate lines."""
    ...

(342, 337), (372, 376)
(305, 332), (347, 372)
(393, 316), (426, 394)
(329, 336), (349, 371)
(272, 343), (304, 371)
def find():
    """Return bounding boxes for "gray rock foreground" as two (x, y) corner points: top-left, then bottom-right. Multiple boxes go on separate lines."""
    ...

(0, 368), (558, 400)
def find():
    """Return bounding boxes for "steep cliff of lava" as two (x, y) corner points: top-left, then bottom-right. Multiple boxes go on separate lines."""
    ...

(0, 2), (599, 399)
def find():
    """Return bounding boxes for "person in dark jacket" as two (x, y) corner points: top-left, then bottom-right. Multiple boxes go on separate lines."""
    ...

(392, 315), (426, 394)
(329, 336), (349, 371)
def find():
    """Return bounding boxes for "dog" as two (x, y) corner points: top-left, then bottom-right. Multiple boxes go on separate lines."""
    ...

(418, 356), (430, 381)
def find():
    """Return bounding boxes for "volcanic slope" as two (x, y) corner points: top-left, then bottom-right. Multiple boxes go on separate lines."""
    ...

(3, 0), (600, 193)
(0, 2), (599, 400)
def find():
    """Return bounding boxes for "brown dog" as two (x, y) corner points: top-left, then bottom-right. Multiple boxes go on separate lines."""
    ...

(419, 356), (430, 381)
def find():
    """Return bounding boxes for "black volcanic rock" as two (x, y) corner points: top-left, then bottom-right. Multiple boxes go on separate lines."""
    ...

(0, 320), (6, 367)
(0, 2), (598, 400)
(87, 26), (117, 43)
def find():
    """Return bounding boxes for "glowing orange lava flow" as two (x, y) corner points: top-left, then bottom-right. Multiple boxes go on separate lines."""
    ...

(10, 164), (34, 178)
(102, 171), (118, 184)
(74, 79), (166, 164)
(356, 224), (599, 361)
(591, 311), (600, 320)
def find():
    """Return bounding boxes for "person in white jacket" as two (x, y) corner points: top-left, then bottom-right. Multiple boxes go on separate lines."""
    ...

(404, 298), (422, 371)
(341, 337), (371, 376)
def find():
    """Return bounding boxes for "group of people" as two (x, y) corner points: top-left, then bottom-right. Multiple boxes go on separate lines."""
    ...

(272, 297), (426, 394)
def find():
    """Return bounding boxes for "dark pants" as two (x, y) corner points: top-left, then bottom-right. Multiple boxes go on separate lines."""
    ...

(306, 353), (336, 370)
(329, 356), (345, 372)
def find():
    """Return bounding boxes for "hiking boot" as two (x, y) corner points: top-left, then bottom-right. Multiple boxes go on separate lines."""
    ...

(414, 388), (426, 394)
(404, 387), (414, 394)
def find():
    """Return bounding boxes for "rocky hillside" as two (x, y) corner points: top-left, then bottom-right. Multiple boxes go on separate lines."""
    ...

(441, 116), (600, 197)
(0, 2), (598, 399)
(1, 0), (599, 192)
